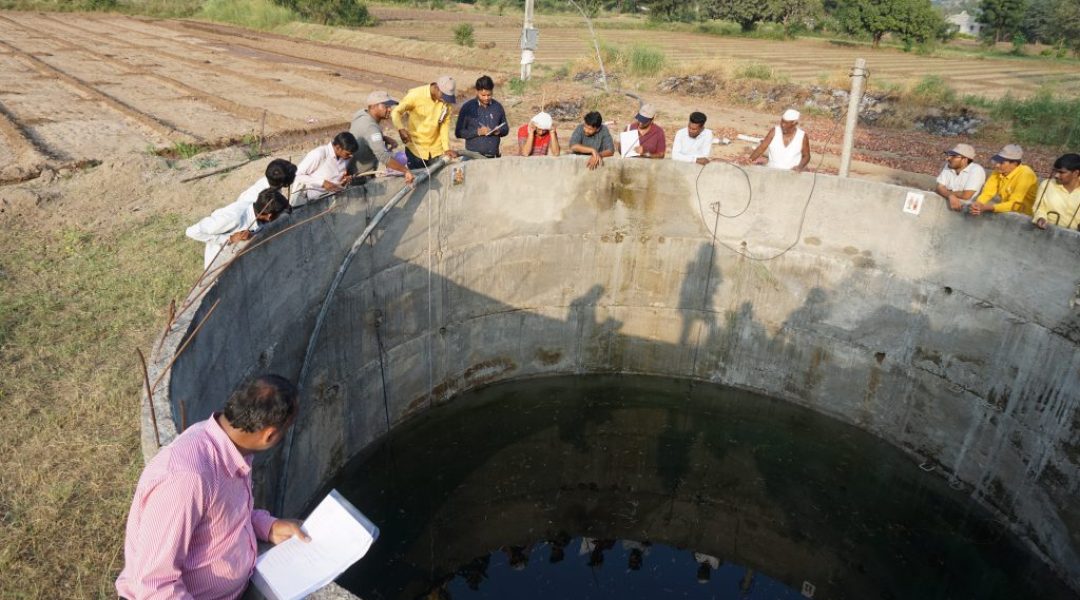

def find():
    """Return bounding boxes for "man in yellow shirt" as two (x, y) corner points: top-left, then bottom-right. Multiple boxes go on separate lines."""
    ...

(970, 144), (1039, 216)
(1033, 153), (1080, 231)
(392, 75), (459, 169)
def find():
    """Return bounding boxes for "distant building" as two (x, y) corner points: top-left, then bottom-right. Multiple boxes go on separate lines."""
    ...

(947, 11), (982, 36)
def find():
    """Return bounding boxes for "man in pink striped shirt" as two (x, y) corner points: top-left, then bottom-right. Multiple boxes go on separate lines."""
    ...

(116, 375), (309, 600)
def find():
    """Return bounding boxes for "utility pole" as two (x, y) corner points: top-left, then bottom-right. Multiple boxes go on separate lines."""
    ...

(521, 0), (537, 81)
(839, 58), (867, 178)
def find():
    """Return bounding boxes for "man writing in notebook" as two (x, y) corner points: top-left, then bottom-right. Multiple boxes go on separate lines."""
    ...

(116, 375), (310, 600)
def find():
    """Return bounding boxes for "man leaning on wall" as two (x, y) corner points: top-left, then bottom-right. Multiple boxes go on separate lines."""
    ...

(392, 75), (459, 169)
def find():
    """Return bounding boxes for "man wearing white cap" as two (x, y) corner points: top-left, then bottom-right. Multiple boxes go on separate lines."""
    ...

(621, 103), (665, 159)
(518, 112), (560, 156)
(970, 144), (1037, 216)
(349, 90), (415, 185)
(391, 75), (459, 169)
(934, 143), (987, 212)
(749, 109), (811, 171)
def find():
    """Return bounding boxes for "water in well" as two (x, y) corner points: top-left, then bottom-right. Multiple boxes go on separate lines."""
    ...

(328, 375), (1072, 600)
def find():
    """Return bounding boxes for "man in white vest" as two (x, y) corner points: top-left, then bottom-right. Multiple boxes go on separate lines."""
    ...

(749, 109), (811, 172)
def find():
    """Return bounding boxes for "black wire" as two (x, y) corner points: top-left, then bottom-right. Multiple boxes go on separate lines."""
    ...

(692, 77), (859, 262)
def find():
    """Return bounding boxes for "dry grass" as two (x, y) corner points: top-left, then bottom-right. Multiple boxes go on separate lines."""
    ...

(276, 21), (495, 69)
(0, 213), (199, 598)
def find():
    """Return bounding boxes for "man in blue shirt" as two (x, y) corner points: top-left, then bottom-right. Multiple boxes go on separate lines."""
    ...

(455, 75), (508, 158)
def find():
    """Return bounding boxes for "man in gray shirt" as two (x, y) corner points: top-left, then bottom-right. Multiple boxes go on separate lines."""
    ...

(349, 90), (415, 185)
(569, 111), (614, 170)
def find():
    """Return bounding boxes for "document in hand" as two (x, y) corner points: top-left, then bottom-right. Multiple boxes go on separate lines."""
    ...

(619, 130), (641, 158)
(251, 489), (380, 600)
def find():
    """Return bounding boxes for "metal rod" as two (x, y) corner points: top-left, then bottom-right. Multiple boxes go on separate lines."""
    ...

(839, 58), (867, 178)
(136, 348), (161, 449)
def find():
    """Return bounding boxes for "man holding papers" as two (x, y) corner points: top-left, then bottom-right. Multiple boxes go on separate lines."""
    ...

(116, 375), (309, 600)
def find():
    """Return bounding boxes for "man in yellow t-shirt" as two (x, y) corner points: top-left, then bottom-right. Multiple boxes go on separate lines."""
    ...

(391, 75), (459, 169)
(1033, 153), (1080, 231)
(970, 144), (1039, 216)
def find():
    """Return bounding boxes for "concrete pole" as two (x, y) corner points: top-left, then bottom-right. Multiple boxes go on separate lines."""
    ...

(521, 0), (534, 81)
(839, 58), (867, 178)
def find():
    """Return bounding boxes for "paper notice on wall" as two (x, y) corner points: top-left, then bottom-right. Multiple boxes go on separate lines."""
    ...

(903, 191), (925, 215)
(251, 489), (379, 600)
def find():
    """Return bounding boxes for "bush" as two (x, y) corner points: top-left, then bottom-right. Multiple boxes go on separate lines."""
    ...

(991, 90), (1080, 148)
(735, 63), (775, 80)
(200, 0), (297, 29)
(908, 74), (956, 106)
(508, 77), (527, 95)
(627, 44), (665, 76)
(272, 0), (373, 27)
(453, 23), (475, 47)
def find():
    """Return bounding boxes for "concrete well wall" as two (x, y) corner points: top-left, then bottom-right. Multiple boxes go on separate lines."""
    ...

(147, 157), (1080, 591)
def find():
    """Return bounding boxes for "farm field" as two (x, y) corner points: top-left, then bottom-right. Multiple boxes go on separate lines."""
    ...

(370, 6), (1080, 100)
(0, 11), (487, 182)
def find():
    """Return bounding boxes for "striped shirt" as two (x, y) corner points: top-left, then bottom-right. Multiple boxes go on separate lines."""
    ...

(116, 415), (277, 600)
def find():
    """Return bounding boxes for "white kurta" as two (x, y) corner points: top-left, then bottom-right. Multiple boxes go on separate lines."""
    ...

(185, 200), (258, 268)
(766, 125), (805, 170)
(292, 143), (349, 206)
(671, 127), (714, 163)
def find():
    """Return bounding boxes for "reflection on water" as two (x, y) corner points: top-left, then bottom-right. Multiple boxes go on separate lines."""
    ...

(329, 375), (1073, 600)
(431, 537), (804, 600)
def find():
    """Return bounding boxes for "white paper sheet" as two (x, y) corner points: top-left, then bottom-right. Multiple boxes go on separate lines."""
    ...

(251, 489), (379, 600)
(619, 130), (641, 158)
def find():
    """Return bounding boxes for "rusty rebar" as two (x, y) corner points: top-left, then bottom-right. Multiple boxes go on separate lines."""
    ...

(136, 348), (161, 449)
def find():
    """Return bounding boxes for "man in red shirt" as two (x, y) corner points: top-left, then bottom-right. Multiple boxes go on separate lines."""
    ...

(621, 103), (666, 159)
(116, 375), (309, 600)
(518, 111), (560, 156)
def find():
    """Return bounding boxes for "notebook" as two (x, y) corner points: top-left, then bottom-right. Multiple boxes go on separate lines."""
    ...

(251, 489), (379, 600)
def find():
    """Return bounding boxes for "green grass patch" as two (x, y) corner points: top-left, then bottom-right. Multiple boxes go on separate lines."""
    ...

(991, 90), (1080, 148)
(0, 213), (200, 598)
(508, 76), (527, 95)
(735, 63), (776, 80)
(171, 141), (205, 159)
(908, 74), (957, 106)
(199, 0), (298, 30)
(627, 44), (666, 76)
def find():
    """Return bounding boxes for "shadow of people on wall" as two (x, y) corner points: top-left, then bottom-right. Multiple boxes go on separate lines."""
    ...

(678, 243), (722, 354)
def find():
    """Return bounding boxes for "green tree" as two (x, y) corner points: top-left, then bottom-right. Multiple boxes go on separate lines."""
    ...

(977, 0), (1027, 43)
(702, 0), (767, 31)
(833, 0), (943, 47)
(1052, 0), (1080, 55)
(273, 0), (373, 26)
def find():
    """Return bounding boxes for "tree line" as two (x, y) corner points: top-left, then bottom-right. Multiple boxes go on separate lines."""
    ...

(465, 0), (1078, 54)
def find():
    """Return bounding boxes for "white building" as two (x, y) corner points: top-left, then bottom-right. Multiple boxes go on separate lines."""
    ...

(947, 11), (982, 37)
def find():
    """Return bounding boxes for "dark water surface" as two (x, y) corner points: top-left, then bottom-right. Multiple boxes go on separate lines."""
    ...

(329, 375), (1072, 600)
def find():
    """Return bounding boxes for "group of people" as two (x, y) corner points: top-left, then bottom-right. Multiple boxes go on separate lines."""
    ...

(933, 142), (1080, 230)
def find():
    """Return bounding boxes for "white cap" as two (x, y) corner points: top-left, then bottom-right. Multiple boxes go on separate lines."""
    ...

(782, 109), (800, 122)
(531, 112), (553, 130)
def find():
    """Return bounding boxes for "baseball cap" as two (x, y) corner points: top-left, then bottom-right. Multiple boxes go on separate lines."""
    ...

(531, 112), (553, 130)
(945, 143), (976, 160)
(992, 144), (1023, 162)
(366, 90), (398, 107)
(436, 75), (456, 104)
(635, 103), (656, 123)
(782, 109), (800, 122)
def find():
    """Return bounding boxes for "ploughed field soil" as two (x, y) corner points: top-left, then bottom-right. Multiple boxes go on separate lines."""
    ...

(0, 12), (482, 183)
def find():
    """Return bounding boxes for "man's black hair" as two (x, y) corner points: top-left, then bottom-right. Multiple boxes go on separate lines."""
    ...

(1053, 153), (1080, 172)
(689, 111), (707, 125)
(333, 131), (359, 154)
(223, 374), (298, 433)
(253, 188), (290, 218)
(475, 75), (495, 91)
(264, 159), (297, 188)
(583, 111), (603, 128)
